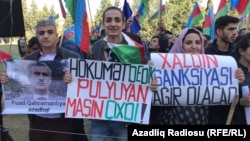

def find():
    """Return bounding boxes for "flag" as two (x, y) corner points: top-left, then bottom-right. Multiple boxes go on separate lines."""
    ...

(2, 37), (10, 44)
(0, 50), (12, 60)
(203, 6), (215, 40)
(92, 25), (101, 35)
(123, 0), (132, 20)
(148, 4), (166, 21)
(237, 16), (246, 28)
(65, 0), (75, 21)
(103, 33), (145, 64)
(161, 4), (167, 16)
(122, 0), (141, 34)
(149, 12), (158, 21)
(64, 25), (75, 41)
(230, 0), (250, 17)
(215, 0), (229, 20)
(66, 0), (90, 54)
(136, 0), (149, 23)
(185, 2), (203, 28)
(130, 16), (141, 34)
(241, 1), (250, 17)
(59, 0), (66, 18)
(90, 25), (101, 41)
(48, 13), (59, 21)
(236, 0), (249, 15)
(230, 0), (239, 10)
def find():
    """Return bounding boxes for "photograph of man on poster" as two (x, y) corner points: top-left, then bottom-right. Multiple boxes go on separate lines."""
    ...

(16, 61), (65, 100)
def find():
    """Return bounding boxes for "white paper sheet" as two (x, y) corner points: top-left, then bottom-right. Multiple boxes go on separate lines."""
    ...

(241, 85), (250, 125)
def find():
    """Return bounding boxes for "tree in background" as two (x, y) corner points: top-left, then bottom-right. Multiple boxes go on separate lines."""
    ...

(22, 0), (57, 39)
(93, 0), (112, 28)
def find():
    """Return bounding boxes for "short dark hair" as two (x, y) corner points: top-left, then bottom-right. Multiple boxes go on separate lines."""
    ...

(27, 36), (39, 49)
(215, 15), (239, 30)
(234, 34), (250, 60)
(151, 35), (160, 40)
(28, 62), (51, 77)
(203, 34), (211, 40)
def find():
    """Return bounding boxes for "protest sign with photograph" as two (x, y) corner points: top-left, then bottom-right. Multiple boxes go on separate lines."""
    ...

(2, 59), (67, 114)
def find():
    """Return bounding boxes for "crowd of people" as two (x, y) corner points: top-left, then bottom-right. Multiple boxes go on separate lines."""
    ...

(1, 5), (250, 141)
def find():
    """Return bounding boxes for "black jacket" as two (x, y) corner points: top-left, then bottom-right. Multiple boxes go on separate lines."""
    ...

(205, 39), (245, 124)
(205, 39), (236, 56)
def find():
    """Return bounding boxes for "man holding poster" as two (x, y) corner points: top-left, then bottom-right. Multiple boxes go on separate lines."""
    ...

(87, 6), (148, 141)
(0, 19), (87, 141)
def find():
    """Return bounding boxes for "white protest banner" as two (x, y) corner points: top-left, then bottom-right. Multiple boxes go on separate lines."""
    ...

(65, 58), (153, 124)
(150, 53), (239, 106)
(2, 59), (67, 114)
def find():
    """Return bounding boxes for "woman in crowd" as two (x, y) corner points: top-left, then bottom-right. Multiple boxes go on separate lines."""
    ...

(152, 27), (245, 125)
(168, 27), (208, 125)
(232, 34), (250, 124)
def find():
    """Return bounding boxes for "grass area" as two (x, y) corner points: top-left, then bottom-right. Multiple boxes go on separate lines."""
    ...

(0, 44), (20, 72)
(3, 114), (29, 141)
(0, 44), (28, 140)
(0, 44), (20, 58)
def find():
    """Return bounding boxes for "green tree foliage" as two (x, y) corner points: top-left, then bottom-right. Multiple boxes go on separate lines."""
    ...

(113, 0), (120, 7)
(22, 0), (56, 39)
(20, 0), (243, 42)
(93, 0), (112, 27)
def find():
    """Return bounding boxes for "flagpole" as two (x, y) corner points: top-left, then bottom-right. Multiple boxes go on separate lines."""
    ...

(157, 0), (162, 23)
(246, 14), (250, 34)
(87, 0), (94, 27)
(143, 2), (152, 24)
(58, 19), (66, 47)
(155, 0), (162, 35)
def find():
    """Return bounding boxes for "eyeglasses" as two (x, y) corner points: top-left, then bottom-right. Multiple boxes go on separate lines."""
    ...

(38, 30), (54, 36)
(32, 71), (50, 77)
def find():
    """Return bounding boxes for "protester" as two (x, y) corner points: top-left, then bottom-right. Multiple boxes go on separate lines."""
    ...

(205, 15), (239, 56)
(231, 34), (250, 124)
(26, 36), (40, 56)
(145, 35), (172, 125)
(156, 19), (175, 53)
(167, 27), (209, 125)
(17, 36), (28, 57)
(203, 34), (212, 48)
(58, 36), (87, 59)
(0, 19), (88, 141)
(88, 6), (146, 141)
(147, 35), (160, 53)
(205, 15), (245, 124)
(151, 28), (207, 125)
(238, 27), (249, 36)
